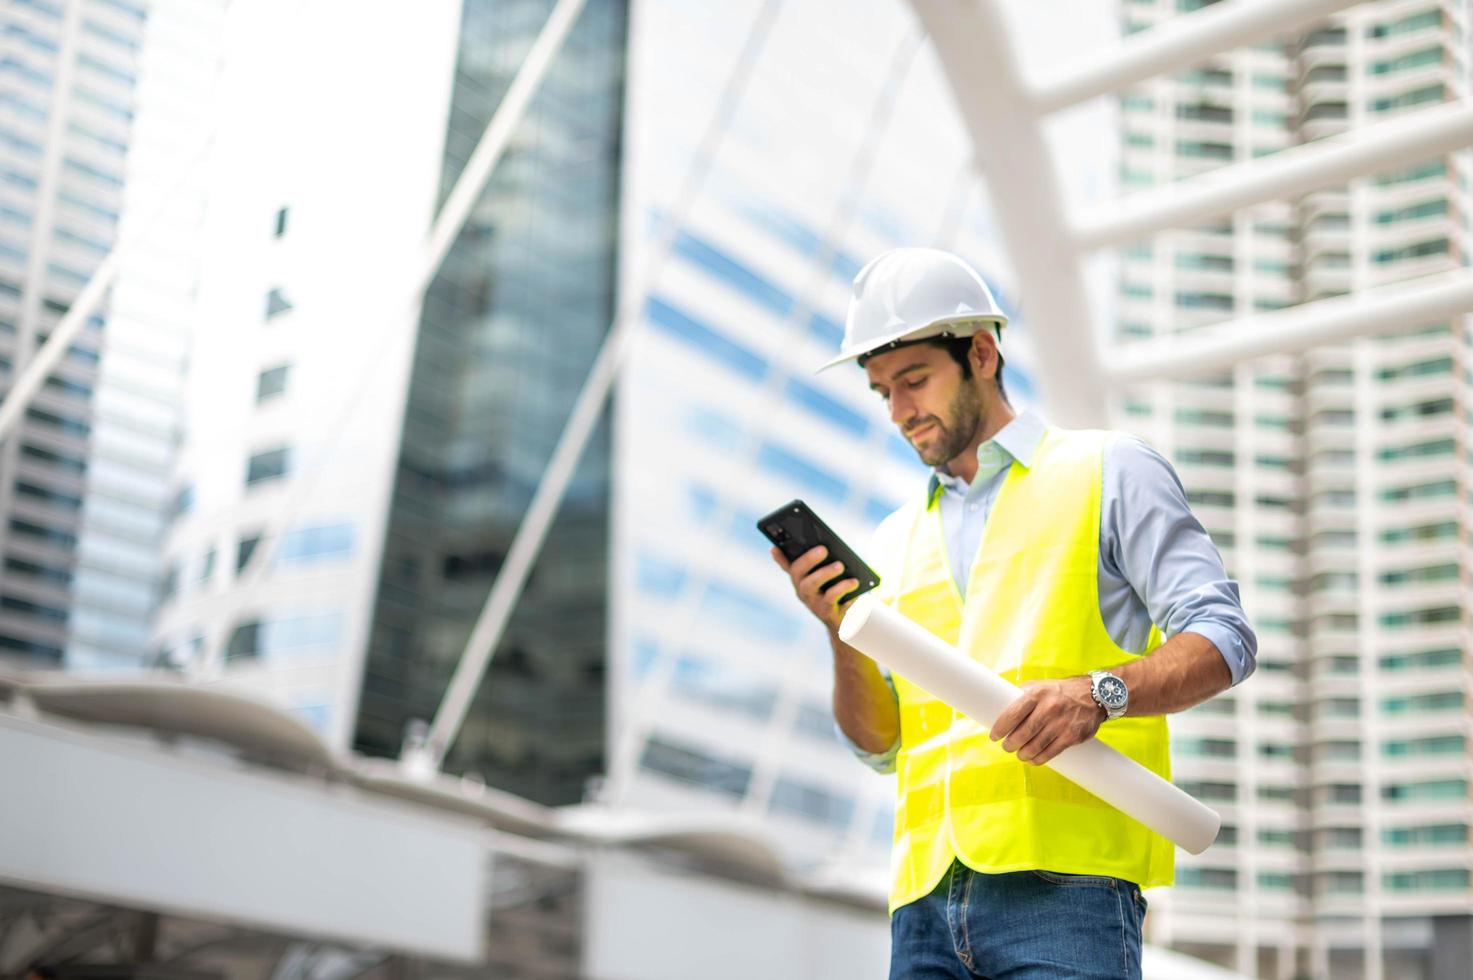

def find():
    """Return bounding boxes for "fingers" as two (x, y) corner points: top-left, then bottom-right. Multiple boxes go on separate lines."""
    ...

(789, 545), (829, 578)
(992, 681), (1102, 765)
(798, 561), (846, 601)
(1015, 723), (1062, 764)
(989, 693), (1035, 744)
(1000, 706), (1045, 755)
(820, 574), (860, 605)
(772, 542), (855, 632)
(1031, 733), (1072, 767)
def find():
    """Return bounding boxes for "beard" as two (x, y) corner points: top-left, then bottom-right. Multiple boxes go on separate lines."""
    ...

(905, 381), (984, 468)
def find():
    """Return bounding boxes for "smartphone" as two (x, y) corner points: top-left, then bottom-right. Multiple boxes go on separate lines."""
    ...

(758, 499), (880, 604)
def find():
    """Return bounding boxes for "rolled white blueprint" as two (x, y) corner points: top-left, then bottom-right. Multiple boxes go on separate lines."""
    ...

(838, 595), (1220, 855)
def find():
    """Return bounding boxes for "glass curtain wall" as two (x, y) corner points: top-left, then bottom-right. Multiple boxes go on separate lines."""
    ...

(354, 0), (627, 805)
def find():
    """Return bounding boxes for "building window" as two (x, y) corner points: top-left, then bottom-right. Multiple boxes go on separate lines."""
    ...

(1176, 103), (1234, 124)
(14, 481), (82, 511)
(638, 735), (751, 799)
(1376, 437), (1454, 461)
(277, 611), (344, 648)
(245, 447), (290, 487)
(670, 655), (777, 721)
(4, 556), (72, 588)
(769, 775), (855, 829)
(1381, 521), (1458, 544)
(1384, 735), (1465, 759)
(256, 364), (289, 402)
(784, 379), (868, 438)
(236, 533), (262, 572)
(1370, 84), (1445, 114)
(1373, 237), (1450, 263)
(8, 518), (77, 549)
(159, 561), (180, 600)
(1383, 869), (1470, 892)
(1368, 11), (1441, 39)
(755, 442), (845, 503)
(1175, 291), (1234, 312)
(1176, 253), (1235, 273)
(793, 702), (838, 743)
(169, 484), (194, 520)
(0, 595), (68, 623)
(265, 288), (294, 320)
(645, 296), (768, 382)
(1177, 67), (1233, 87)
(1383, 779), (1467, 802)
(1379, 649), (1461, 672)
(670, 231), (794, 320)
(1176, 780), (1237, 802)
(226, 619), (263, 662)
(0, 632), (63, 661)
(1382, 690), (1463, 714)
(1175, 140), (1234, 161)
(277, 522), (354, 564)
(1178, 867), (1238, 890)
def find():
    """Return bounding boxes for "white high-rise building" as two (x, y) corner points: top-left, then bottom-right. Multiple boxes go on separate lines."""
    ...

(0, 0), (208, 673)
(604, 0), (1040, 870)
(1116, 2), (1473, 977)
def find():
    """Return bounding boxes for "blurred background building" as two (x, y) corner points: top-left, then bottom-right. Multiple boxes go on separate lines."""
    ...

(604, 0), (1033, 872)
(0, 0), (177, 672)
(1113, 2), (1473, 976)
(2, 0), (1472, 978)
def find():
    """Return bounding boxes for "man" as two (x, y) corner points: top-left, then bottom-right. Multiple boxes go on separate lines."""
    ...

(771, 248), (1256, 979)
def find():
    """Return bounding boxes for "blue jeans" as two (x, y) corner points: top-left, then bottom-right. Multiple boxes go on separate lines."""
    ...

(889, 861), (1147, 979)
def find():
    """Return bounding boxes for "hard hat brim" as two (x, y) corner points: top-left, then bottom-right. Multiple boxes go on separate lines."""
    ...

(815, 314), (1007, 373)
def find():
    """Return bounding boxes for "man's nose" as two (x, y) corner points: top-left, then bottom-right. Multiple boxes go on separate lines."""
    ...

(890, 391), (913, 426)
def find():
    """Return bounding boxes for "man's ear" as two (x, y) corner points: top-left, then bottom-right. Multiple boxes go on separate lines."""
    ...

(970, 330), (996, 379)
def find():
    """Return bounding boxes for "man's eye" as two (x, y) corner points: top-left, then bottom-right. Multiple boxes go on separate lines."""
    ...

(905, 378), (926, 390)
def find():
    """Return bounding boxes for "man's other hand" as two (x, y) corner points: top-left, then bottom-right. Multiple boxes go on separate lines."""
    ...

(988, 677), (1105, 766)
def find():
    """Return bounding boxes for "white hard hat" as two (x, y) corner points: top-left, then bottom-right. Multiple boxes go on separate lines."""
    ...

(820, 247), (1007, 371)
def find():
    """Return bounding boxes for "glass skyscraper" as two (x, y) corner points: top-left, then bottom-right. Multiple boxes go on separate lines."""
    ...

(353, 0), (628, 806)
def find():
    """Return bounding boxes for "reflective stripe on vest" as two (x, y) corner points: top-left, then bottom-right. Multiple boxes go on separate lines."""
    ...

(874, 426), (1175, 913)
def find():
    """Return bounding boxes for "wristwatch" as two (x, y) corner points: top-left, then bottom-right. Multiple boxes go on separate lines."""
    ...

(1089, 670), (1129, 721)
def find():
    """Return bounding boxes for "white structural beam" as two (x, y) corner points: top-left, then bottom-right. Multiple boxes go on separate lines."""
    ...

(1029, 0), (1362, 114)
(1105, 268), (1473, 384)
(0, 713), (487, 962)
(0, 251), (121, 446)
(908, 0), (1106, 423)
(1074, 101), (1473, 251)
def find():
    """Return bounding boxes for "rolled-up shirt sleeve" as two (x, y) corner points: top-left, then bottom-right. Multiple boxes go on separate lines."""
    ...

(1105, 436), (1258, 685)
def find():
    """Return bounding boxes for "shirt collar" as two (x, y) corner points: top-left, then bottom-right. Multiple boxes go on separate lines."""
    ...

(926, 410), (1048, 501)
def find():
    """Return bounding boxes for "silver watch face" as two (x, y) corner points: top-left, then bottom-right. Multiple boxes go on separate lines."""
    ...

(1097, 675), (1128, 709)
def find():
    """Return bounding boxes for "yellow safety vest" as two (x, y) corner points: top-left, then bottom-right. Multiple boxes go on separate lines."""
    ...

(871, 425), (1174, 913)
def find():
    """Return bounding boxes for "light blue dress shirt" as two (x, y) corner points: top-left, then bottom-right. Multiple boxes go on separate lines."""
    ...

(848, 411), (1257, 773)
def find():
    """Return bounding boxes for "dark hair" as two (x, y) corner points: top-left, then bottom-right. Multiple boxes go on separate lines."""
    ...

(859, 329), (1009, 404)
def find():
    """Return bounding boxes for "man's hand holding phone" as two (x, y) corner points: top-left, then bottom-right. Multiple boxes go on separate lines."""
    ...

(770, 545), (860, 634)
